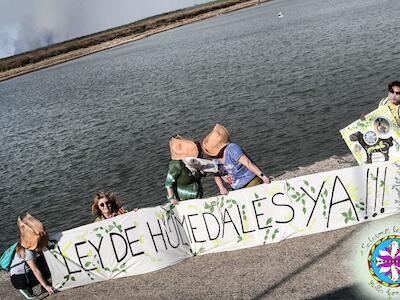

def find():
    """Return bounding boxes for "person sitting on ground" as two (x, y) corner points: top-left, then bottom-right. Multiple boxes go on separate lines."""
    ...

(378, 81), (400, 125)
(165, 135), (205, 205)
(10, 213), (54, 299)
(91, 192), (128, 222)
(202, 124), (271, 195)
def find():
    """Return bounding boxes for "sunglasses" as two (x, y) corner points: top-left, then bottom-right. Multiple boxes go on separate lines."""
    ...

(390, 91), (400, 95)
(99, 201), (111, 208)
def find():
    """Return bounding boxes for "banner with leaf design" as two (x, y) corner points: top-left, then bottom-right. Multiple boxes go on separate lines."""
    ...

(340, 105), (400, 165)
(44, 162), (400, 290)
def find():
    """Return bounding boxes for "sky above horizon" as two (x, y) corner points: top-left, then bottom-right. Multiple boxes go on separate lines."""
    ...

(0, 0), (210, 59)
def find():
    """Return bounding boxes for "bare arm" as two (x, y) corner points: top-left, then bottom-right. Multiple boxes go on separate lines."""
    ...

(166, 187), (178, 205)
(214, 176), (229, 195)
(238, 154), (270, 184)
(26, 259), (54, 295)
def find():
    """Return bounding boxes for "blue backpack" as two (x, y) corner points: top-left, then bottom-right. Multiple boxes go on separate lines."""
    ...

(0, 242), (18, 272)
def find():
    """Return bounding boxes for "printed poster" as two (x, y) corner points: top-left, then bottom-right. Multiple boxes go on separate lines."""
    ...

(340, 105), (400, 165)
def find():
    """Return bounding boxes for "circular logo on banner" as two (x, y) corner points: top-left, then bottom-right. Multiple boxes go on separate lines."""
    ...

(368, 235), (400, 288)
(363, 130), (378, 145)
(373, 117), (391, 137)
(352, 220), (400, 299)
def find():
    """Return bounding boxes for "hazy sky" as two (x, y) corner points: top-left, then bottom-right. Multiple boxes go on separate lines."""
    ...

(0, 0), (209, 59)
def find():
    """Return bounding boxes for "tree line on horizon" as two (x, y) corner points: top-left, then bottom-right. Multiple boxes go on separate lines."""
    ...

(0, 0), (258, 73)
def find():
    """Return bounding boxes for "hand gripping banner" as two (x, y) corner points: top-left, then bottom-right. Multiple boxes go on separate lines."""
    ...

(44, 162), (400, 290)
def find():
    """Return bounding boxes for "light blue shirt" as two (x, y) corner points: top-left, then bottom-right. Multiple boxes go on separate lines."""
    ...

(214, 143), (256, 189)
(10, 249), (37, 276)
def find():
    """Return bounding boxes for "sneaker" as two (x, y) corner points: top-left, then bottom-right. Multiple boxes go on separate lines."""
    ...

(18, 288), (35, 299)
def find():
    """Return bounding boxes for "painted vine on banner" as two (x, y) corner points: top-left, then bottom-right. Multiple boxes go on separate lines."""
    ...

(44, 162), (400, 290)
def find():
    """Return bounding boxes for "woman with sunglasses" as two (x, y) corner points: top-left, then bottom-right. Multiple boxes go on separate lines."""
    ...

(91, 192), (128, 222)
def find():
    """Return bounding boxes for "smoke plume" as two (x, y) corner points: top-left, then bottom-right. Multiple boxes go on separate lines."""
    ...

(0, 0), (208, 58)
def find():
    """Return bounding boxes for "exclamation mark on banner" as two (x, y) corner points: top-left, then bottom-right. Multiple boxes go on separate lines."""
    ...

(364, 169), (369, 220)
(372, 168), (379, 218)
(380, 167), (387, 214)
(364, 167), (387, 219)
(371, 167), (387, 218)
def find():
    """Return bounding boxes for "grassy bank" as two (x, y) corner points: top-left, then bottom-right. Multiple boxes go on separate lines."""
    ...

(0, 0), (268, 82)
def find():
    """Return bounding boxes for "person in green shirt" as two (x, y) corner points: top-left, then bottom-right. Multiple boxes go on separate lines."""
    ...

(165, 135), (204, 205)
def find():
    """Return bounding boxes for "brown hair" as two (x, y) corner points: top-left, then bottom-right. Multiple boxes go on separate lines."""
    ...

(91, 192), (122, 218)
(389, 81), (400, 93)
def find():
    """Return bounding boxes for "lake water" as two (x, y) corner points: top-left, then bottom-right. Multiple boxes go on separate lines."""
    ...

(0, 0), (399, 250)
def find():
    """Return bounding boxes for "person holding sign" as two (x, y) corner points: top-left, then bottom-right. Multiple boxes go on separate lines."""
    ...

(165, 135), (205, 205)
(10, 214), (54, 299)
(91, 192), (128, 222)
(202, 124), (271, 195)
(378, 81), (400, 125)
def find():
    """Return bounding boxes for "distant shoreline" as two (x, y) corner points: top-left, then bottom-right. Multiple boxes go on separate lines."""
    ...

(0, 0), (269, 83)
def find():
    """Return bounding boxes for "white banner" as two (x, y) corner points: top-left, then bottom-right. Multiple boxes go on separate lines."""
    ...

(44, 162), (400, 290)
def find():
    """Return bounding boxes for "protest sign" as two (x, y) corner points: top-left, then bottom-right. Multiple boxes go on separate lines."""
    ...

(340, 105), (400, 165)
(44, 162), (400, 290)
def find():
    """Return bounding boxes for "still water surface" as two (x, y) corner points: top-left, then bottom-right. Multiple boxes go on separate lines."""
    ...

(0, 0), (399, 250)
